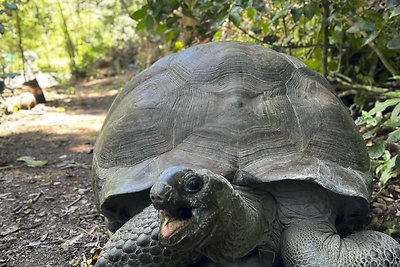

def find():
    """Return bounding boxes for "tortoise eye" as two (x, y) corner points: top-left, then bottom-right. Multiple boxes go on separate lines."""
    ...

(184, 174), (203, 193)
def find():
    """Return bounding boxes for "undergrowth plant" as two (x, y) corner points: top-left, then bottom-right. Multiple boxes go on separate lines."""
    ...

(355, 77), (400, 186)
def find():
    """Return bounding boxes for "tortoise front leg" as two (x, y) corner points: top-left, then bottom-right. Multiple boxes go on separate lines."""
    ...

(96, 205), (201, 267)
(281, 221), (400, 267)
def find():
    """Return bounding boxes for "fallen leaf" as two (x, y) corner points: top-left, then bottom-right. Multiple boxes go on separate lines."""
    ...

(28, 233), (48, 247)
(87, 248), (100, 265)
(69, 258), (80, 266)
(16, 156), (49, 167)
(62, 233), (84, 249)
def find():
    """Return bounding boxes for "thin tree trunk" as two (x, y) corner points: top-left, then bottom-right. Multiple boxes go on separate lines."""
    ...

(15, 5), (26, 81)
(322, 0), (329, 77)
(33, 2), (53, 72)
(56, 0), (78, 77)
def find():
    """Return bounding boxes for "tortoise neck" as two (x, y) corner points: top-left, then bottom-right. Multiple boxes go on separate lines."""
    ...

(203, 186), (281, 264)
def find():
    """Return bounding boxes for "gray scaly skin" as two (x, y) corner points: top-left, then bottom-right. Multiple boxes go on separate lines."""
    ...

(96, 167), (400, 266)
(95, 205), (202, 266)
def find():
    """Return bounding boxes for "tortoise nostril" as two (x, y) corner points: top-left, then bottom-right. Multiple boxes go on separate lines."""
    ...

(150, 185), (172, 209)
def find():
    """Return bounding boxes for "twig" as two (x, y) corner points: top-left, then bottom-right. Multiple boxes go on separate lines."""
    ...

(0, 164), (24, 170)
(237, 26), (263, 43)
(327, 75), (388, 94)
(32, 191), (44, 204)
(65, 195), (82, 209)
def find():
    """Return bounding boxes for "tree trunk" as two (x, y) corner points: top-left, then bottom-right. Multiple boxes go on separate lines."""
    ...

(56, 0), (78, 77)
(322, 0), (329, 78)
(14, 5), (26, 81)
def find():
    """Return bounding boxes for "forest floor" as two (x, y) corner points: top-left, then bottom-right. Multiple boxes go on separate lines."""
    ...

(0, 74), (131, 266)
(0, 73), (399, 266)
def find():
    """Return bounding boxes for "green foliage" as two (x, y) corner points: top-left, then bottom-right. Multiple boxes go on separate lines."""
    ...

(129, 0), (399, 88)
(356, 92), (400, 185)
(0, 0), (139, 79)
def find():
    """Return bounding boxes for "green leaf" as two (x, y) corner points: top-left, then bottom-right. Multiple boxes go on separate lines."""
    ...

(169, 0), (180, 9)
(368, 142), (385, 159)
(380, 168), (394, 185)
(0, 24), (4, 35)
(17, 156), (49, 167)
(181, 5), (194, 17)
(391, 102), (400, 123)
(263, 35), (278, 44)
(303, 3), (316, 20)
(165, 29), (176, 42)
(380, 156), (397, 185)
(386, 0), (400, 9)
(362, 30), (381, 47)
(369, 99), (400, 115)
(383, 120), (400, 127)
(200, 2), (213, 12)
(291, 7), (303, 22)
(387, 37), (400, 50)
(214, 31), (222, 40)
(389, 76), (400, 80)
(136, 18), (146, 31)
(247, 7), (255, 20)
(155, 24), (168, 34)
(388, 129), (400, 142)
(174, 41), (183, 52)
(385, 91), (400, 96)
(355, 110), (380, 126)
(131, 8), (147, 21)
(382, 150), (391, 162)
(212, 7), (229, 29)
(229, 6), (242, 27)
(145, 15), (154, 33)
(272, 8), (288, 23)
(396, 154), (400, 174)
(347, 20), (376, 33)
(362, 129), (376, 139)
(390, 5), (400, 17)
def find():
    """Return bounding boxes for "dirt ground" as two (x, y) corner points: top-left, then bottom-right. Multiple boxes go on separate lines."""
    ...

(0, 74), (399, 266)
(0, 74), (131, 266)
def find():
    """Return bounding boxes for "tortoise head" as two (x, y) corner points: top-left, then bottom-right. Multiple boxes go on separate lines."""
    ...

(150, 166), (231, 249)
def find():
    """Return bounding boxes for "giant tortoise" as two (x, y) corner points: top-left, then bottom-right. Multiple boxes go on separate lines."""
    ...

(92, 41), (400, 266)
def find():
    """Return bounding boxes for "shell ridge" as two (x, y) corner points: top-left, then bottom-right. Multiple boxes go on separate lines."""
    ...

(285, 94), (304, 150)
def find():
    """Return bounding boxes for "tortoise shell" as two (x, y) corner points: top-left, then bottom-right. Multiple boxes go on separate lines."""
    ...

(92, 41), (371, 230)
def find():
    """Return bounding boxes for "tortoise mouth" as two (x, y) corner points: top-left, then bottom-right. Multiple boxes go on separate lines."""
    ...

(160, 207), (195, 245)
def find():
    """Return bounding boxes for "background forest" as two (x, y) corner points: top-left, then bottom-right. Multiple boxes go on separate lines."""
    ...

(0, 0), (399, 265)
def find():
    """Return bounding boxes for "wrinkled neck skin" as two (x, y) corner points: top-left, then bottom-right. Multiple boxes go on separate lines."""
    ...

(200, 185), (281, 264)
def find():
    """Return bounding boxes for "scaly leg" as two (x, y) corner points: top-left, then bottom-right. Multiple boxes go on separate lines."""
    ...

(281, 221), (400, 267)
